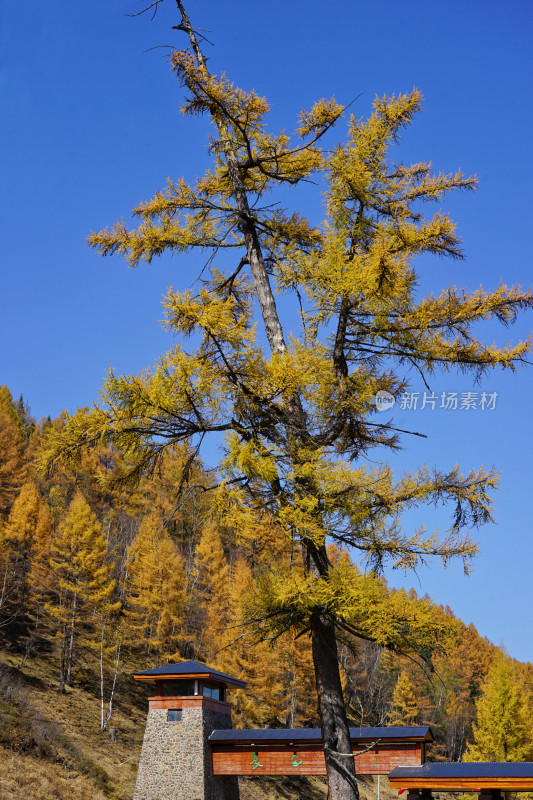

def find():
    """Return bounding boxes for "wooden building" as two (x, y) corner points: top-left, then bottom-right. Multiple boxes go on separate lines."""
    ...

(133, 660), (432, 800)
(389, 762), (533, 799)
(209, 725), (433, 776)
(132, 660), (533, 800)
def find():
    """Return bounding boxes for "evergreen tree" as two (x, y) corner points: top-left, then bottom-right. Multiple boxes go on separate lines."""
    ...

(42, 4), (533, 798)
(278, 628), (317, 727)
(47, 493), (117, 692)
(432, 621), (494, 760)
(24, 496), (55, 658)
(219, 555), (287, 727)
(14, 395), (36, 441)
(463, 656), (530, 762)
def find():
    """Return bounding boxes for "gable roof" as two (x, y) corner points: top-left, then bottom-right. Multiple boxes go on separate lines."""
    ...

(390, 763), (533, 779)
(388, 762), (533, 791)
(209, 725), (434, 744)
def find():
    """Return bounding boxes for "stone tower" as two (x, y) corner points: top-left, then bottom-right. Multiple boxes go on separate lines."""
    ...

(133, 660), (246, 800)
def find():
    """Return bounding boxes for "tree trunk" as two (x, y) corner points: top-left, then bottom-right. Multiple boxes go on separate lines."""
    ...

(0, 560), (10, 612)
(59, 626), (67, 694)
(311, 607), (358, 800)
(103, 640), (121, 731)
(175, 0), (287, 359)
(175, 6), (357, 799)
(100, 622), (105, 730)
(101, 633), (121, 731)
(22, 611), (39, 666)
(66, 592), (77, 687)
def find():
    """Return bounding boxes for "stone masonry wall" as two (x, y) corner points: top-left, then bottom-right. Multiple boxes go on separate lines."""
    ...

(133, 705), (239, 800)
(202, 708), (239, 800)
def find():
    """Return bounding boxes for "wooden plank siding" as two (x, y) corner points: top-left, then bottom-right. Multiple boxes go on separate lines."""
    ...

(212, 742), (422, 776)
(147, 695), (232, 713)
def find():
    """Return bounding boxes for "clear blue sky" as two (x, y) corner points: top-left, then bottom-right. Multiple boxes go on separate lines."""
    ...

(2, 1), (533, 660)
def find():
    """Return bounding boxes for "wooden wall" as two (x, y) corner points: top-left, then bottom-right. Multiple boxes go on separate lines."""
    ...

(212, 742), (423, 776)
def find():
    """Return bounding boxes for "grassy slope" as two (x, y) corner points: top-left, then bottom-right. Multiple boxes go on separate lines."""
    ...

(0, 647), (146, 800)
(0, 648), (402, 800)
(0, 745), (109, 800)
(238, 774), (397, 800)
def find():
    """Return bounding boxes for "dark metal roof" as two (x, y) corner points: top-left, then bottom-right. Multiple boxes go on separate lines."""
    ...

(132, 660), (247, 688)
(209, 725), (433, 744)
(390, 763), (533, 779)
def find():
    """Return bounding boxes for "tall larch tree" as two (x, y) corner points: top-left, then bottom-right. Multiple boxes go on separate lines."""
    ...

(42, 3), (533, 798)
(0, 387), (27, 518)
(432, 621), (494, 760)
(24, 497), (54, 659)
(195, 522), (231, 662)
(463, 656), (531, 762)
(388, 672), (420, 725)
(276, 627), (318, 728)
(0, 482), (50, 628)
(47, 493), (117, 692)
(123, 513), (186, 664)
(220, 555), (287, 728)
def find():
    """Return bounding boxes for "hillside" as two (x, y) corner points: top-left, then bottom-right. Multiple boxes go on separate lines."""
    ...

(0, 649), (144, 799)
(2, 386), (533, 798)
(0, 646), (401, 800)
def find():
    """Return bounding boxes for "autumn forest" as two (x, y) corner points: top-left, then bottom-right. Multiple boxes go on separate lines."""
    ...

(2, 2), (533, 800)
(1, 383), (533, 775)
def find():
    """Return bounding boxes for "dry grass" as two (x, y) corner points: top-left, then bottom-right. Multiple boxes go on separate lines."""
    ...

(0, 745), (108, 800)
(0, 648), (146, 799)
(238, 774), (399, 800)
(239, 775), (328, 800)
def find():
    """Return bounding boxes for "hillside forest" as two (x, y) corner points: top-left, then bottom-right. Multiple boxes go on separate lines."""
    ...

(1, 382), (533, 797)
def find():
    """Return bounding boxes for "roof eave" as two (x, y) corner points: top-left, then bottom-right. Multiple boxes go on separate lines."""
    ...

(132, 671), (246, 688)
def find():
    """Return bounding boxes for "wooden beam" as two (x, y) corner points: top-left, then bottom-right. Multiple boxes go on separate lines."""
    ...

(389, 778), (533, 791)
(147, 696), (232, 713)
(133, 672), (244, 686)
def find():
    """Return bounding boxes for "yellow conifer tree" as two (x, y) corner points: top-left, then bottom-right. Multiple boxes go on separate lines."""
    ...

(388, 672), (419, 725)
(195, 522), (231, 662)
(218, 556), (289, 728)
(0, 387), (27, 518)
(42, 5), (533, 797)
(463, 656), (531, 762)
(0, 482), (50, 627)
(47, 492), (117, 692)
(24, 498), (54, 659)
(123, 513), (186, 664)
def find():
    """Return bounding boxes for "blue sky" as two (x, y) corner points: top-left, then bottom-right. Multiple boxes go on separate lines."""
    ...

(2, 1), (533, 660)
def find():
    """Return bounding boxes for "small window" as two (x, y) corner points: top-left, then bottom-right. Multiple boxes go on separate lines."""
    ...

(167, 709), (182, 722)
(202, 683), (223, 700)
(162, 680), (195, 697)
